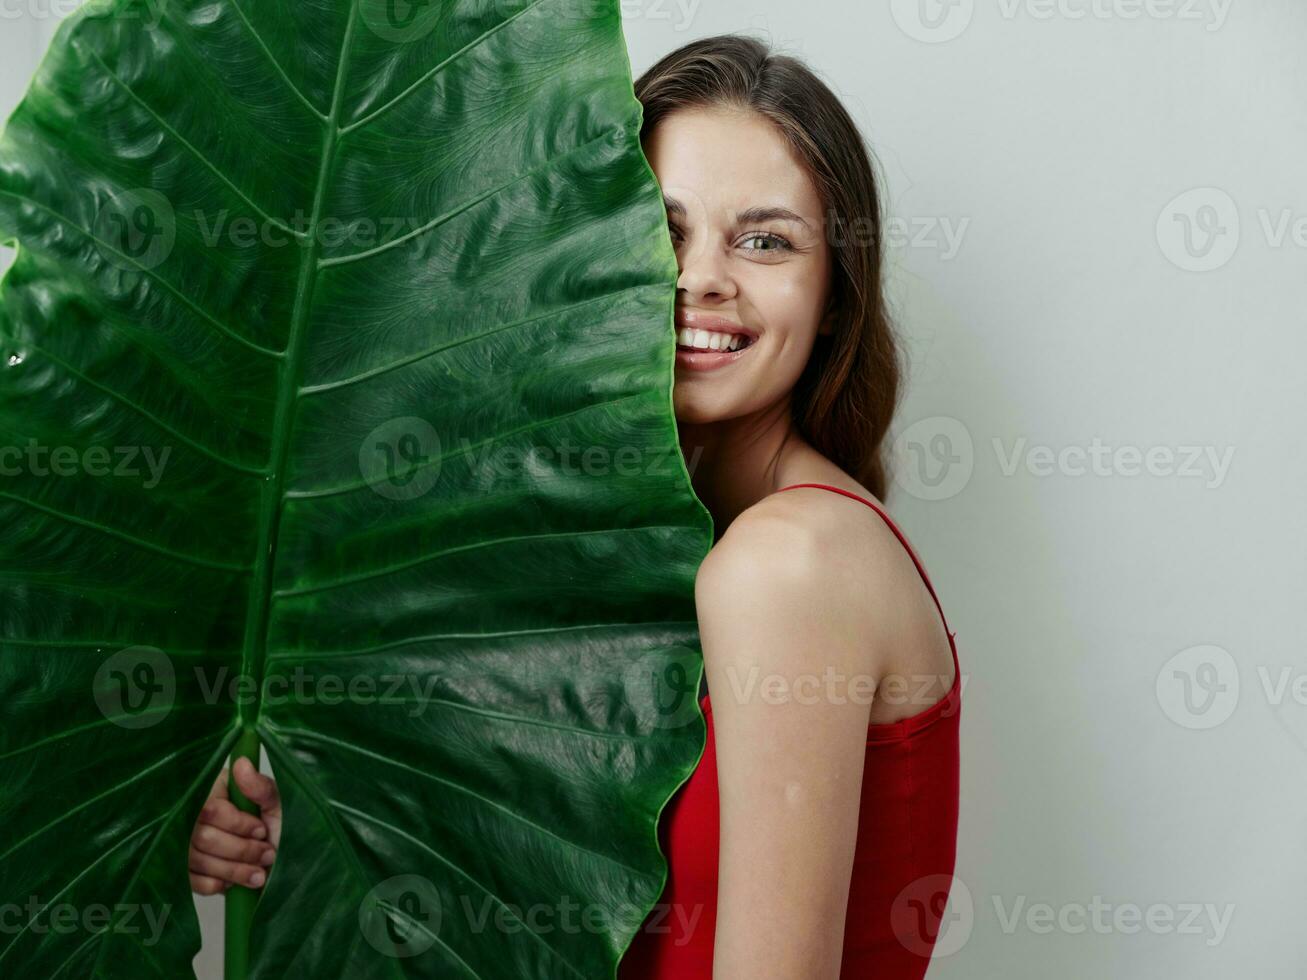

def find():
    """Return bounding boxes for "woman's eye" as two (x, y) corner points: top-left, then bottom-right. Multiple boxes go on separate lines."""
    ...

(741, 233), (793, 253)
(666, 226), (793, 253)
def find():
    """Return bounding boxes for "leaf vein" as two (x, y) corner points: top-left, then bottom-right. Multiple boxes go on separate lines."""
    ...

(224, 0), (330, 121)
(268, 723), (651, 877)
(283, 389), (652, 501)
(298, 286), (659, 398)
(265, 618), (698, 661)
(275, 524), (693, 600)
(339, 0), (553, 137)
(0, 491), (253, 573)
(29, 342), (269, 477)
(83, 47), (307, 239)
(332, 800), (591, 980)
(257, 726), (415, 980)
(0, 189), (285, 359)
(317, 126), (616, 269)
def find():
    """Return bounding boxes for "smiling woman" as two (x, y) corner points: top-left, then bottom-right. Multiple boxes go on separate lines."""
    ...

(619, 34), (963, 980)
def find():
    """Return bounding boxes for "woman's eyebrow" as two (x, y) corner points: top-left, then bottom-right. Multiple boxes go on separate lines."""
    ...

(736, 206), (812, 230)
(663, 195), (688, 219)
(662, 196), (812, 231)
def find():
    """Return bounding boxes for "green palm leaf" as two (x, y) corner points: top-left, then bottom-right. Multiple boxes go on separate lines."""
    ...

(0, 0), (712, 976)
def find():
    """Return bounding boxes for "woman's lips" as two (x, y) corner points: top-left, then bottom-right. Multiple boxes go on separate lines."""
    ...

(673, 312), (759, 372)
(675, 312), (759, 342)
(674, 340), (755, 371)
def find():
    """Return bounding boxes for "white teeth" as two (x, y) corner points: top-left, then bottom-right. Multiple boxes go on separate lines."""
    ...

(677, 327), (752, 352)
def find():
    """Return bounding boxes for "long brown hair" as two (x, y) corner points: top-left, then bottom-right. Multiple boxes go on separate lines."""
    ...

(634, 34), (902, 501)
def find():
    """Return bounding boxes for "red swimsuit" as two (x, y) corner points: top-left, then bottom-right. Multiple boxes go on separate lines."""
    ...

(620, 483), (962, 978)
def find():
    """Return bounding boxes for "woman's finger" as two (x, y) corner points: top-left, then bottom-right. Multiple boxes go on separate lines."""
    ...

(230, 757), (283, 848)
(189, 873), (228, 896)
(197, 797), (267, 840)
(188, 851), (267, 889)
(232, 757), (280, 815)
(206, 767), (229, 803)
(191, 823), (275, 866)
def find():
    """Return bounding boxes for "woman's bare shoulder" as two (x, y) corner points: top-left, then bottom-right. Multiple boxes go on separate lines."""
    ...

(706, 472), (896, 582)
(695, 475), (893, 636)
(697, 471), (955, 713)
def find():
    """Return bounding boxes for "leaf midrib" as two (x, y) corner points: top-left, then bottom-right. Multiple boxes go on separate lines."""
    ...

(229, 7), (410, 979)
(237, 0), (360, 728)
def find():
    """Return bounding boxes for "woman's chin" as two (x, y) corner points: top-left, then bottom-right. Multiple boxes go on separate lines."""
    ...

(672, 398), (714, 426)
(672, 394), (735, 427)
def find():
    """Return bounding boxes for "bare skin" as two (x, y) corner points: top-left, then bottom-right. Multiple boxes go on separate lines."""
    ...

(188, 109), (955, 980)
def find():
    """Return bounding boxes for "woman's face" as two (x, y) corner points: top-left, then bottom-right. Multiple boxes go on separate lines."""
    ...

(643, 105), (834, 425)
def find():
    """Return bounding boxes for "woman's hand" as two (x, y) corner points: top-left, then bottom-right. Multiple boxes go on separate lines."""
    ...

(188, 757), (282, 896)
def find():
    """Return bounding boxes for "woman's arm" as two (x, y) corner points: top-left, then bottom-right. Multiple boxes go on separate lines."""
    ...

(696, 508), (881, 980)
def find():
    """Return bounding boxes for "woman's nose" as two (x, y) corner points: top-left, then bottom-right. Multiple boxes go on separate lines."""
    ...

(676, 238), (736, 302)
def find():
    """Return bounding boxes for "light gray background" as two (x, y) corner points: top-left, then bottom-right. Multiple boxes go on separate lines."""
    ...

(3, 2), (1303, 977)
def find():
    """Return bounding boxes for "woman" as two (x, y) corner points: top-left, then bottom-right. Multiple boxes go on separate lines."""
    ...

(190, 33), (962, 980)
(616, 35), (962, 979)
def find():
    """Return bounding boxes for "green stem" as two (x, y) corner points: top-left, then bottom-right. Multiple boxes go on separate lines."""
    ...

(223, 727), (262, 980)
